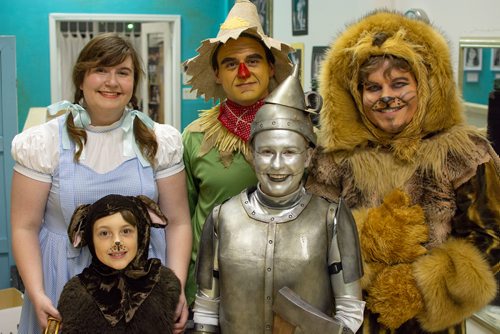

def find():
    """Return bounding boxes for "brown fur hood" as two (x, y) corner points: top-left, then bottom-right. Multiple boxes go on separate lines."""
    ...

(318, 10), (465, 161)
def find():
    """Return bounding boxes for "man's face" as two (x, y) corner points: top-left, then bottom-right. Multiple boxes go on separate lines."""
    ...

(252, 130), (312, 197)
(362, 60), (418, 134)
(215, 36), (275, 106)
(93, 212), (138, 270)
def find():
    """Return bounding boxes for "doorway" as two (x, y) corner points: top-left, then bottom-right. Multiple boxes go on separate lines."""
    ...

(49, 13), (181, 129)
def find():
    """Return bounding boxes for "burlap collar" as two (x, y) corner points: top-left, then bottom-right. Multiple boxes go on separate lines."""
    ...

(197, 102), (255, 167)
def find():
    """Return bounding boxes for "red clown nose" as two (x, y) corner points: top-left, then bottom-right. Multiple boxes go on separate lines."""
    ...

(237, 62), (251, 79)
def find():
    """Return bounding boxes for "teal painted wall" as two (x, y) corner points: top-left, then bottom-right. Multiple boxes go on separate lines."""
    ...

(463, 48), (498, 105)
(0, 0), (233, 132)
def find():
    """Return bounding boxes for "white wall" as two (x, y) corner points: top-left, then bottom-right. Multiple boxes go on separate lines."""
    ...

(273, 0), (500, 91)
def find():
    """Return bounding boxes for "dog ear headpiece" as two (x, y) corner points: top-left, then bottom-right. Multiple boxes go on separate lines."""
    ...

(68, 194), (168, 249)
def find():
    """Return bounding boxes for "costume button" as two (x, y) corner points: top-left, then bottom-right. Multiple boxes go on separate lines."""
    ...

(267, 267), (271, 272)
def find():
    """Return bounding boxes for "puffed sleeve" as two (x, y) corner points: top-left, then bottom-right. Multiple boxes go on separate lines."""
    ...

(11, 118), (60, 183)
(154, 123), (184, 179)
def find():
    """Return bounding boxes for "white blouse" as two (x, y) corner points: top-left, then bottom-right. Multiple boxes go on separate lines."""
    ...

(11, 115), (184, 183)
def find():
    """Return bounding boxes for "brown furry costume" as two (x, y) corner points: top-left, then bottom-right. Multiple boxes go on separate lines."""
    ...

(306, 10), (500, 334)
(57, 195), (181, 333)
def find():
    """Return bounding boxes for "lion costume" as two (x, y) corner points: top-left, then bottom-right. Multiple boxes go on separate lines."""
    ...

(306, 10), (499, 333)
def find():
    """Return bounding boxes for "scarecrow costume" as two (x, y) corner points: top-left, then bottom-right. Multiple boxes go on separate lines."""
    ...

(182, 0), (293, 304)
(306, 10), (500, 334)
(57, 194), (180, 333)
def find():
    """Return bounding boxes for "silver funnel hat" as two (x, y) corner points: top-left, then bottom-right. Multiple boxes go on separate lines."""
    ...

(250, 65), (321, 146)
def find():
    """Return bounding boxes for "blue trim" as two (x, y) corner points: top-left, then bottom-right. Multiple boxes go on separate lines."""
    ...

(0, 36), (18, 288)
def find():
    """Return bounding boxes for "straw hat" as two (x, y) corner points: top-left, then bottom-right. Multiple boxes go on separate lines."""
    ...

(184, 0), (293, 102)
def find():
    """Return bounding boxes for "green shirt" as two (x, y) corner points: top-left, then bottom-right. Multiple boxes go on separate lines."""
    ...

(182, 114), (258, 304)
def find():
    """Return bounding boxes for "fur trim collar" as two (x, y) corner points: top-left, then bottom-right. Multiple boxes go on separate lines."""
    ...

(318, 10), (464, 162)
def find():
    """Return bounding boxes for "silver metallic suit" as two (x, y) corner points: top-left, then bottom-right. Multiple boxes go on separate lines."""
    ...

(194, 185), (365, 333)
(191, 65), (365, 333)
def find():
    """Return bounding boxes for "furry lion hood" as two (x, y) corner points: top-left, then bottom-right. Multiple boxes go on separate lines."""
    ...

(318, 10), (464, 161)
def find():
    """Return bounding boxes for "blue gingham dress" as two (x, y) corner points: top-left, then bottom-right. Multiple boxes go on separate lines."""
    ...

(18, 116), (167, 334)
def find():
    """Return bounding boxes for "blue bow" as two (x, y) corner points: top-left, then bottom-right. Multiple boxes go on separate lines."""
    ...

(48, 101), (155, 167)
(47, 100), (90, 150)
(121, 110), (155, 167)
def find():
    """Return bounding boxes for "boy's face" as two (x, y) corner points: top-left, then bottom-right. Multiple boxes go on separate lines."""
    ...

(93, 212), (138, 270)
(215, 36), (275, 106)
(252, 129), (312, 197)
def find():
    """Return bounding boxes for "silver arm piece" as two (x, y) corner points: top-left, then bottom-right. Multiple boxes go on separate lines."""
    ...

(191, 207), (221, 333)
(328, 199), (365, 333)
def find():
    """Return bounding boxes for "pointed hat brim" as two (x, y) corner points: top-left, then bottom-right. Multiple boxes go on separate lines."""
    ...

(184, 0), (293, 102)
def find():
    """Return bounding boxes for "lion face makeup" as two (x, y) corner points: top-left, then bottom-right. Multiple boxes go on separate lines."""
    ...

(362, 60), (418, 134)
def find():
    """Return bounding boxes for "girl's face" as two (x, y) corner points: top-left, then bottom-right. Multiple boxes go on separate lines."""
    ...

(362, 60), (418, 134)
(80, 56), (134, 125)
(93, 212), (138, 270)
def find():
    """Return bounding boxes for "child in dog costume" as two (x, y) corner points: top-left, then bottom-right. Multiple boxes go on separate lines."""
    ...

(57, 194), (181, 333)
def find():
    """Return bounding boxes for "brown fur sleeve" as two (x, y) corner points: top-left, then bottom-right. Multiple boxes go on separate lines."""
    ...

(360, 189), (428, 265)
(366, 263), (424, 329)
(413, 238), (497, 332)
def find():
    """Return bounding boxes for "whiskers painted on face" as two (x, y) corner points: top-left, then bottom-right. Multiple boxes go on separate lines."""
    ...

(370, 90), (417, 112)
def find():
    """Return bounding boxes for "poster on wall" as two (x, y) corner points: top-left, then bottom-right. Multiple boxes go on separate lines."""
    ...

(290, 42), (304, 86)
(250, 0), (273, 36)
(491, 48), (500, 71)
(292, 0), (308, 35)
(311, 46), (328, 91)
(464, 47), (482, 71)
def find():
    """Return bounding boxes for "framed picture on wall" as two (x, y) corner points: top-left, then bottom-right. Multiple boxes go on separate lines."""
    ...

(311, 46), (328, 91)
(292, 0), (308, 36)
(250, 0), (273, 36)
(491, 48), (500, 71)
(290, 42), (304, 85)
(464, 47), (482, 71)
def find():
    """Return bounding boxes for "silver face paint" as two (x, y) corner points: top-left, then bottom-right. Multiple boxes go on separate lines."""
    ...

(252, 130), (312, 197)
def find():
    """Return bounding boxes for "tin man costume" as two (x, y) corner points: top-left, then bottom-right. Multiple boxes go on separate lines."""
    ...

(190, 67), (365, 334)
